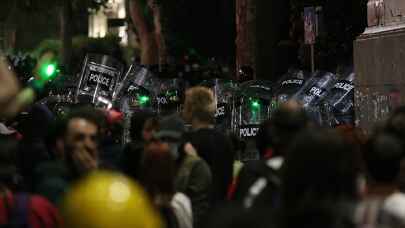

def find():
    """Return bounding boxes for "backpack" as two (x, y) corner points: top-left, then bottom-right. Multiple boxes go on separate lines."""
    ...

(236, 158), (282, 209)
(0, 193), (31, 228)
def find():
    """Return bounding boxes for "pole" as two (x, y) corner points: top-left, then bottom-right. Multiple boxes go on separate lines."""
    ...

(311, 44), (315, 73)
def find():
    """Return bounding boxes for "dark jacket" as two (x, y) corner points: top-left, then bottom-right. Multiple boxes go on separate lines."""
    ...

(185, 128), (234, 204)
(118, 142), (144, 181)
(175, 154), (212, 228)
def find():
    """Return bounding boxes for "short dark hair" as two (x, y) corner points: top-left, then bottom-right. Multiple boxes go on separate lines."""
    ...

(141, 142), (175, 197)
(282, 129), (358, 210)
(364, 133), (404, 183)
(268, 102), (310, 156)
(129, 111), (156, 141)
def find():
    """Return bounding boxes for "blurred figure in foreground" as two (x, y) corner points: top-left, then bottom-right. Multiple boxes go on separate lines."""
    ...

(356, 133), (405, 227)
(62, 171), (163, 228)
(231, 101), (310, 209)
(0, 138), (61, 228)
(281, 129), (359, 228)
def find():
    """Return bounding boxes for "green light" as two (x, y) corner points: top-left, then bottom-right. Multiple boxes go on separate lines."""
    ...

(251, 100), (260, 108)
(139, 95), (150, 104)
(39, 62), (59, 81)
(45, 64), (56, 77)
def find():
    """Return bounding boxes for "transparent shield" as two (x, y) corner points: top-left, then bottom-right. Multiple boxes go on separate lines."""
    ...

(273, 69), (309, 104)
(293, 71), (338, 108)
(76, 54), (124, 109)
(233, 80), (273, 161)
(156, 78), (184, 115)
(200, 79), (239, 131)
(325, 73), (355, 114)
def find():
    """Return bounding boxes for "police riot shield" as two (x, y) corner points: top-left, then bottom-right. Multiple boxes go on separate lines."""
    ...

(326, 72), (355, 114)
(234, 80), (272, 161)
(325, 72), (355, 125)
(199, 79), (239, 131)
(76, 54), (124, 109)
(292, 71), (337, 125)
(114, 64), (147, 101)
(293, 71), (337, 108)
(119, 84), (154, 144)
(113, 64), (160, 111)
(155, 78), (183, 115)
(113, 64), (158, 144)
(273, 69), (308, 104)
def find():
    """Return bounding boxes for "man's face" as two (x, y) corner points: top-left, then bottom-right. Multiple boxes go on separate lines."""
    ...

(65, 118), (98, 157)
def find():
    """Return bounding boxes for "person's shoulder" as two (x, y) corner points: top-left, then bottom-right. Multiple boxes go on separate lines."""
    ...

(183, 154), (206, 168)
(29, 194), (61, 220)
(29, 195), (56, 209)
(172, 192), (192, 211)
(183, 155), (211, 176)
(384, 192), (405, 219)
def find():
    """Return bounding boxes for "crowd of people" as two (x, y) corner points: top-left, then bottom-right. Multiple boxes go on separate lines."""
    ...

(1, 56), (405, 228)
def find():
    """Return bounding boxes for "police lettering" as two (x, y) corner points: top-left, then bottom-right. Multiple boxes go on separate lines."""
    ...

(239, 127), (259, 138)
(309, 87), (323, 97)
(282, 79), (304, 86)
(215, 106), (225, 117)
(89, 64), (117, 77)
(157, 97), (168, 105)
(89, 73), (111, 87)
(334, 82), (354, 92)
(127, 85), (137, 92)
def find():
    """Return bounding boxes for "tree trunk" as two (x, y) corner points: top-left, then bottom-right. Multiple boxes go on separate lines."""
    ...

(148, 0), (168, 66)
(61, 0), (72, 74)
(128, 0), (159, 65)
(236, 0), (257, 79)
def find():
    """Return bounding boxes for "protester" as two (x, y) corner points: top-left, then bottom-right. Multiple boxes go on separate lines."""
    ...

(356, 132), (405, 227)
(384, 106), (405, 192)
(183, 86), (234, 204)
(4, 48), (405, 228)
(231, 101), (310, 209)
(118, 111), (158, 180)
(98, 109), (124, 169)
(155, 114), (212, 228)
(142, 141), (193, 228)
(18, 104), (54, 191)
(0, 52), (57, 119)
(34, 106), (105, 203)
(0, 138), (62, 228)
(280, 129), (359, 227)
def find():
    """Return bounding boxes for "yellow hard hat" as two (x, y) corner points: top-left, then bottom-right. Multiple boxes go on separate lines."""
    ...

(62, 171), (163, 228)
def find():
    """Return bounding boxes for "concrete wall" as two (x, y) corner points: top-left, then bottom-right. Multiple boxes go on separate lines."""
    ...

(354, 27), (405, 132)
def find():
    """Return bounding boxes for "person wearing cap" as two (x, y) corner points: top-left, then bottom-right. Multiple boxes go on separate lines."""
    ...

(154, 114), (212, 228)
(0, 138), (62, 228)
